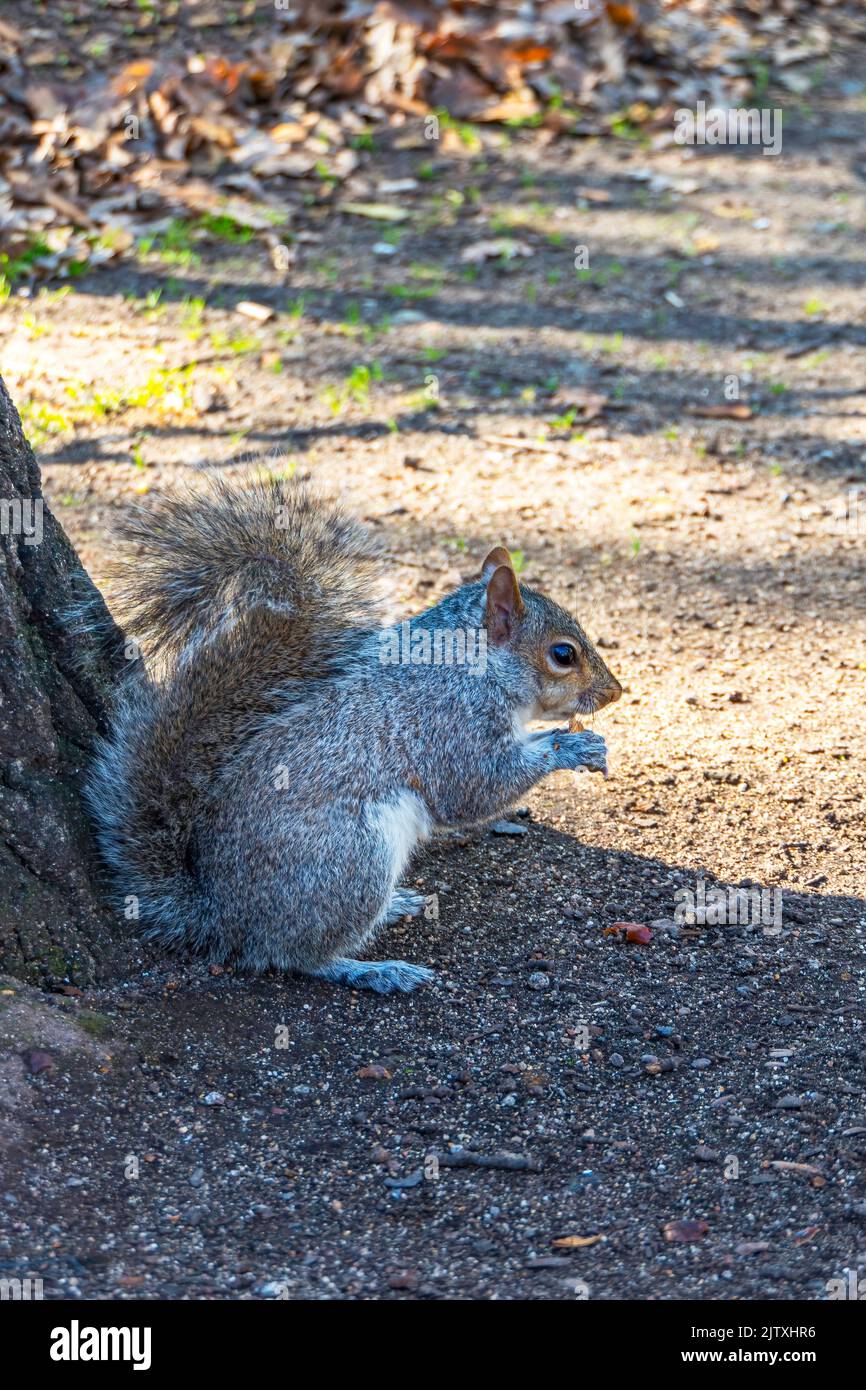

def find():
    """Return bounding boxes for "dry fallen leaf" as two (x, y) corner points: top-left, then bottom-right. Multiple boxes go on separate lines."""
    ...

(477, 95), (541, 123)
(607, 921), (652, 944)
(663, 1219), (710, 1243)
(235, 300), (274, 323)
(691, 230), (720, 253)
(625, 924), (652, 944)
(691, 404), (754, 420)
(607, 3), (639, 26)
(767, 1160), (823, 1177)
(269, 121), (308, 144)
(0, 4), (832, 292)
(340, 202), (409, 222)
(793, 1224), (822, 1244)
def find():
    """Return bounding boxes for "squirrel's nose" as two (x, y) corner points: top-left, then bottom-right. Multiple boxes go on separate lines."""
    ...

(601, 679), (622, 706)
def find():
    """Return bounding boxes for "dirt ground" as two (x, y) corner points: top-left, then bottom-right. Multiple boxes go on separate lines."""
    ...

(1, 55), (865, 1301)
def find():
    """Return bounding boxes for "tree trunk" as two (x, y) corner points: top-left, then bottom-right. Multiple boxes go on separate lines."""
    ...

(0, 372), (141, 984)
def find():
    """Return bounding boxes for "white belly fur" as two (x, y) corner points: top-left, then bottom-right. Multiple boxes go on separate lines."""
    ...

(370, 790), (432, 883)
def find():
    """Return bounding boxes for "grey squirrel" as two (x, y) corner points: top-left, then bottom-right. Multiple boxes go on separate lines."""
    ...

(87, 477), (621, 994)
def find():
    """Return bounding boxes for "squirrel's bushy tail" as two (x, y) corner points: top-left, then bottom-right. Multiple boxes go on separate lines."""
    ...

(109, 474), (383, 672)
(86, 476), (383, 952)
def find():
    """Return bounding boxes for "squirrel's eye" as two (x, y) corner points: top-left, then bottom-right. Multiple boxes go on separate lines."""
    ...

(550, 642), (577, 668)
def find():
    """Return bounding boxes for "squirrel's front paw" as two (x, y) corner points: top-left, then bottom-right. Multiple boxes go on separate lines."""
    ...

(548, 728), (608, 776)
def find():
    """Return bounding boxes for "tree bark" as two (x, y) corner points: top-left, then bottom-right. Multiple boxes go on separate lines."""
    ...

(0, 372), (141, 984)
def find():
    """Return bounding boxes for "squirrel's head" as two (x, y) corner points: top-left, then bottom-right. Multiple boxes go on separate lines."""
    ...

(481, 547), (622, 721)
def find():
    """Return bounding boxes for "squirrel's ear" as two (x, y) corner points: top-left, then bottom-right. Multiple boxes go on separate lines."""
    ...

(481, 546), (513, 581)
(485, 564), (524, 646)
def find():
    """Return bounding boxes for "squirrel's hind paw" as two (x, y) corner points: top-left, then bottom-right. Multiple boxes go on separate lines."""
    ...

(310, 957), (435, 994)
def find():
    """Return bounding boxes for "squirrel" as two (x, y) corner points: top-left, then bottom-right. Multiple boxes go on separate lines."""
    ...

(86, 476), (621, 995)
